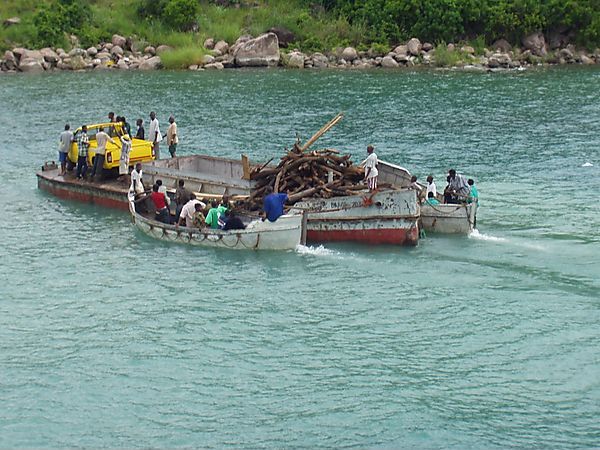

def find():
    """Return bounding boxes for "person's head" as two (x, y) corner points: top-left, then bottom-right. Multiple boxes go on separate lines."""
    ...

(150, 111), (156, 120)
(264, 185), (273, 195)
(428, 192), (434, 199)
(367, 145), (374, 154)
(211, 200), (218, 208)
(135, 162), (142, 171)
(467, 178), (474, 186)
(221, 195), (229, 205)
(169, 115), (175, 124)
(82, 125), (87, 132)
(178, 179), (185, 187)
(152, 184), (159, 192)
(108, 112), (115, 122)
(64, 124), (70, 130)
(98, 127), (104, 133)
(122, 116), (127, 123)
(189, 193), (196, 200)
(446, 175), (451, 183)
(448, 169), (456, 178)
(136, 118), (143, 126)
(427, 175), (433, 183)
(194, 203), (203, 211)
(410, 175), (417, 183)
(156, 179), (162, 187)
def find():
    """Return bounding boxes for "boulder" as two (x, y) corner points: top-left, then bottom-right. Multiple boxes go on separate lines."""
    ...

(139, 55), (162, 70)
(393, 53), (409, 63)
(68, 48), (85, 57)
(111, 45), (124, 57)
(234, 32), (280, 67)
(3, 17), (21, 27)
(103, 43), (113, 51)
(201, 54), (215, 65)
(116, 59), (129, 70)
(86, 46), (98, 57)
(156, 45), (172, 54)
(69, 55), (87, 70)
(312, 52), (328, 68)
(268, 27), (295, 48)
(91, 58), (101, 66)
(12, 47), (27, 59)
(341, 47), (358, 61)
(96, 52), (112, 63)
(112, 34), (127, 48)
(144, 46), (156, 55)
(393, 45), (408, 56)
(558, 48), (574, 61)
(487, 52), (511, 68)
(204, 62), (224, 70)
(19, 58), (45, 73)
(422, 42), (433, 52)
(287, 51), (305, 68)
(461, 45), (475, 55)
(203, 38), (215, 50)
(40, 48), (59, 64)
(381, 55), (399, 68)
(492, 39), (511, 53)
(407, 38), (422, 55)
(522, 32), (547, 56)
(214, 40), (229, 55)
(580, 54), (595, 65)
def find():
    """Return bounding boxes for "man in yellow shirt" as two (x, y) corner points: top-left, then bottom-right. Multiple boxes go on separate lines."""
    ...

(167, 115), (178, 158)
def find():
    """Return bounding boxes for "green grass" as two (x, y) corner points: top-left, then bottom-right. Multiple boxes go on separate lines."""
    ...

(159, 46), (207, 69)
(433, 43), (470, 67)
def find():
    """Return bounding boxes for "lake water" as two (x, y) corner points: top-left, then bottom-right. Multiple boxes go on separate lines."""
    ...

(1, 67), (599, 448)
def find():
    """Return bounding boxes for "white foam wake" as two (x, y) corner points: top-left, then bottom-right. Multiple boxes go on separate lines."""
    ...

(582, 162), (593, 167)
(468, 229), (508, 242)
(295, 244), (338, 256)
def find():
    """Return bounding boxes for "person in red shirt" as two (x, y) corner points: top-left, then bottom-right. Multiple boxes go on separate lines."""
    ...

(150, 184), (170, 223)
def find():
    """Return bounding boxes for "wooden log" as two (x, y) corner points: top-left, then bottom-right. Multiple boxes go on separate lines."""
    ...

(299, 113), (344, 152)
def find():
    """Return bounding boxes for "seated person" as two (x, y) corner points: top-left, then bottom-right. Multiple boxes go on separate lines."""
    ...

(222, 209), (245, 231)
(150, 183), (170, 224)
(192, 203), (206, 229)
(425, 191), (440, 205)
(263, 186), (288, 222)
(204, 200), (222, 229)
(177, 194), (206, 228)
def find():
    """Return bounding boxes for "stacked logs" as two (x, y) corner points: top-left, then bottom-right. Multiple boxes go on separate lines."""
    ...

(244, 143), (367, 211)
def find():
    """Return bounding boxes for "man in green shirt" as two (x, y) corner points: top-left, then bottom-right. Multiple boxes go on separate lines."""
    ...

(425, 192), (440, 205)
(205, 200), (221, 229)
(467, 179), (479, 204)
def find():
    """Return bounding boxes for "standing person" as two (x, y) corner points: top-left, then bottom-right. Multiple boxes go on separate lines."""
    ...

(467, 178), (479, 204)
(262, 186), (288, 222)
(90, 127), (115, 181)
(130, 162), (144, 196)
(166, 115), (178, 158)
(121, 116), (131, 137)
(175, 179), (192, 220)
(135, 118), (145, 140)
(118, 132), (132, 182)
(58, 124), (73, 176)
(107, 112), (116, 136)
(426, 175), (437, 198)
(148, 111), (162, 159)
(76, 125), (90, 179)
(360, 145), (378, 192)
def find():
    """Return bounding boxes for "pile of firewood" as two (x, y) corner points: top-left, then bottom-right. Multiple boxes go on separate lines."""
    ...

(243, 142), (367, 210)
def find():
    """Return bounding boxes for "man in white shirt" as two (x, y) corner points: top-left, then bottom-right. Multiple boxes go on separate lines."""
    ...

(130, 162), (144, 195)
(177, 194), (206, 228)
(166, 115), (178, 158)
(90, 127), (115, 181)
(360, 145), (378, 192)
(148, 111), (162, 159)
(426, 175), (437, 198)
(58, 124), (73, 176)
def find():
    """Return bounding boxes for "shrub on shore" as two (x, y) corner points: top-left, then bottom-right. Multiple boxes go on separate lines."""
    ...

(159, 46), (207, 69)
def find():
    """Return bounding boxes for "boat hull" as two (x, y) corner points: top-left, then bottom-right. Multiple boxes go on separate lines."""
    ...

(130, 199), (302, 251)
(420, 203), (477, 234)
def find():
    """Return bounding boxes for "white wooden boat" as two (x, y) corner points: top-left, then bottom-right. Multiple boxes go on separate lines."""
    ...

(128, 195), (302, 251)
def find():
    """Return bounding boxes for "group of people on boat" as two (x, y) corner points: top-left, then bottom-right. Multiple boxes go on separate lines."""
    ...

(414, 169), (478, 206)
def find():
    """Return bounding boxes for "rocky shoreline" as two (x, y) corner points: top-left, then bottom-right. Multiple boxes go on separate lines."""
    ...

(2, 31), (599, 74)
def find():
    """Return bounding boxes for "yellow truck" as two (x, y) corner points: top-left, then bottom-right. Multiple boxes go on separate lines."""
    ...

(67, 122), (155, 174)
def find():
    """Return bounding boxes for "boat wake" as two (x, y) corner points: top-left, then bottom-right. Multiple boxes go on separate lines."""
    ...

(468, 229), (508, 242)
(295, 244), (339, 256)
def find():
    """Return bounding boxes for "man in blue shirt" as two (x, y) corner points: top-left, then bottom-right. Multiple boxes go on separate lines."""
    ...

(263, 186), (288, 222)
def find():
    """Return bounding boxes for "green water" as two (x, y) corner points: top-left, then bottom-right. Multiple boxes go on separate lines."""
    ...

(1, 67), (599, 449)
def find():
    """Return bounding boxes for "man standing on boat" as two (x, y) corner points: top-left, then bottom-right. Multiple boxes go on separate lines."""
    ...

(58, 124), (73, 176)
(166, 115), (178, 158)
(426, 175), (437, 198)
(76, 125), (90, 179)
(148, 111), (162, 159)
(130, 162), (144, 196)
(360, 145), (378, 192)
(90, 127), (115, 181)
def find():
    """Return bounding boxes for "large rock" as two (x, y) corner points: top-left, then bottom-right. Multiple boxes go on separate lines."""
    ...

(341, 47), (358, 61)
(422, 42), (433, 52)
(393, 45), (408, 56)
(381, 55), (399, 68)
(19, 58), (45, 73)
(3, 17), (20, 27)
(287, 51), (305, 68)
(144, 46), (156, 55)
(522, 32), (547, 56)
(580, 54), (595, 65)
(139, 56), (162, 70)
(492, 39), (511, 53)
(111, 45), (124, 57)
(203, 38), (215, 50)
(214, 40), (229, 55)
(116, 59), (129, 70)
(201, 54), (215, 65)
(558, 48), (574, 61)
(268, 27), (295, 48)
(40, 48), (59, 63)
(86, 46), (97, 57)
(234, 33), (280, 67)
(204, 62), (224, 70)
(312, 52), (328, 68)
(407, 38), (422, 55)
(112, 34), (126, 48)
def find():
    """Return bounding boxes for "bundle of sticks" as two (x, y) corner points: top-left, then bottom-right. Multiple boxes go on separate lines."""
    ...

(243, 142), (368, 210)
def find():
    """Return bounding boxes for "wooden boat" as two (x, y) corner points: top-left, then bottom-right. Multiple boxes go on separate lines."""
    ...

(377, 160), (477, 234)
(128, 194), (303, 251)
